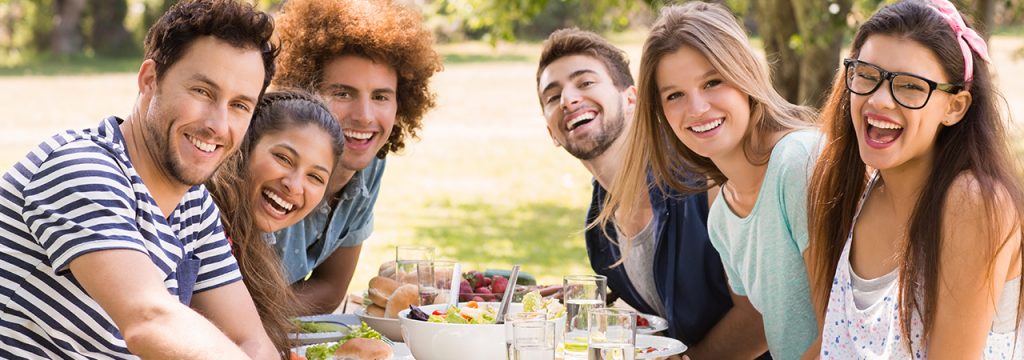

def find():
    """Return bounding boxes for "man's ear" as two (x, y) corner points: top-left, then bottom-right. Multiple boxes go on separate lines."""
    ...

(942, 90), (972, 127)
(624, 85), (637, 115)
(137, 59), (158, 98)
(546, 125), (561, 147)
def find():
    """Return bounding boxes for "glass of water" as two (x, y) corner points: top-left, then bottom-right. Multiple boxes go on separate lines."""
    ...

(587, 308), (636, 360)
(513, 319), (556, 360)
(423, 259), (455, 305)
(395, 245), (434, 305)
(505, 311), (548, 360)
(562, 274), (607, 359)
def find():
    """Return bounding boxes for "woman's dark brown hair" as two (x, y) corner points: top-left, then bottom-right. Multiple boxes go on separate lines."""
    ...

(207, 89), (343, 355)
(807, 0), (1024, 349)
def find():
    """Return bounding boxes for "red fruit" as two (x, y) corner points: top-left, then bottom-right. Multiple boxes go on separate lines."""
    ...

(490, 275), (508, 295)
(481, 277), (492, 287)
(459, 280), (473, 302)
(464, 271), (479, 288)
(475, 287), (495, 301)
(636, 316), (650, 328)
(472, 296), (485, 302)
(473, 272), (485, 287)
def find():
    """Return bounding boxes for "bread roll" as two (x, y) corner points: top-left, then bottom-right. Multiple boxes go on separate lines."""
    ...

(366, 304), (386, 317)
(384, 284), (419, 319)
(377, 261), (396, 279)
(367, 276), (400, 308)
(334, 337), (393, 360)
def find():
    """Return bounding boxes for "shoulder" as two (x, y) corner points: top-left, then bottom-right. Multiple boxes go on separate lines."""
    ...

(943, 171), (1021, 251)
(771, 129), (824, 163)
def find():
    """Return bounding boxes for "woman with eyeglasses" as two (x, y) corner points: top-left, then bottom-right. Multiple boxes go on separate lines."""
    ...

(807, 0), (1024, 357)
(597, 2), (822, 358)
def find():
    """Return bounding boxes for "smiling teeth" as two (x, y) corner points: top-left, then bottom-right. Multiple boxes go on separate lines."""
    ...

(187, 135), (216, 153)
(568, 112), (596, 130)
(867, 119), (903, 129)
(690, 119), (723, 133)
(344, 130), (373, 140)
(263, 190), (294, 212)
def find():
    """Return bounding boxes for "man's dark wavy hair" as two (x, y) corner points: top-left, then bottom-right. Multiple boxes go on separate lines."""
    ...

(144, 0), (279, 101)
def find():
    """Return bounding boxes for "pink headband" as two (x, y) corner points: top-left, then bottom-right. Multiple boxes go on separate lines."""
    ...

(929, 0), (991, 86)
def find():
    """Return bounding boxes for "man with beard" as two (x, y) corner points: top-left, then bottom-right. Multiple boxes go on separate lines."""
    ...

(271, 0), (442, 314)
(536, 28), (770, 358)
(0, 0), (278, 358)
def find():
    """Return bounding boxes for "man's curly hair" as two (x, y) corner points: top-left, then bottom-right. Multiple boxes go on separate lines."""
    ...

(273, 0), (442, 158)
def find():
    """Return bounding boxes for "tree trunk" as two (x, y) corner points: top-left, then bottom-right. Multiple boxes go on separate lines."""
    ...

(754, 0), (800, 104)
(754, 0), (850, 108)
(89, 0), (135, 56)
(50, 0), (85, 56)
(791, 0), (851, 108)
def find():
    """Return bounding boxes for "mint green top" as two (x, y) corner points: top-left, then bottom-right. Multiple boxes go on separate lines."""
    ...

(708, 129), (822, 359)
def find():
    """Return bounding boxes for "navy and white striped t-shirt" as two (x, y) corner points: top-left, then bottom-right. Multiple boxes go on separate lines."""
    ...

(0, 116), (242, 359)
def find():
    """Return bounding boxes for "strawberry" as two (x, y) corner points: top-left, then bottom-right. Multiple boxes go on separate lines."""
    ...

(459, 280), (473, 302)
(480, 276), (492, 287)
(490, 275), (508, 295)
(475, 287), (495, 301)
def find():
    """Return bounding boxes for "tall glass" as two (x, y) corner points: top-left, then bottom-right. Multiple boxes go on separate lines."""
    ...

(562, 274), (607, 359)
(395, 245), (434, 305)
(513, 319), (556, 360)
(587, 308), (636, 360)
(505, 311), (548, 360)
(421, 260), (455, 305)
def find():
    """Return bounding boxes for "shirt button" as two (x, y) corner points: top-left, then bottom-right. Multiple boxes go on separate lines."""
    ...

(319, 205), (329, 214)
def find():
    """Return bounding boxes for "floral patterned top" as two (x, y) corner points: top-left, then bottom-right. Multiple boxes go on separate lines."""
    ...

(821, 171), (1022, 359)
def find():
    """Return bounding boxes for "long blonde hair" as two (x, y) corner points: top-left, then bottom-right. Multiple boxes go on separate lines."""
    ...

(596, 1), (816, 232)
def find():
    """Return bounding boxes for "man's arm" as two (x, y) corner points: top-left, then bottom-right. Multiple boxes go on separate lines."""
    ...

(191, 281), (277, 359)
(70, 249), (251, 359)
(293, 244), (362, 315)
(684, 290), (768, 359)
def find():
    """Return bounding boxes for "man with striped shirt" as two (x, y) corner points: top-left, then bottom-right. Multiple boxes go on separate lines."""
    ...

(0, 0), (279, 358)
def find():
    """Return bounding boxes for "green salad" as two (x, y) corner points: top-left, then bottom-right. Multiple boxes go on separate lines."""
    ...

(303, 322), (382, 360)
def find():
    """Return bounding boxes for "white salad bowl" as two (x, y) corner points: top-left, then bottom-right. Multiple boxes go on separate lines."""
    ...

(397, 302), (565, 360)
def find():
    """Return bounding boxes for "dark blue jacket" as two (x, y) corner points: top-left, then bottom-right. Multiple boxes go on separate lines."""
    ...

(584, 182), (732, 346)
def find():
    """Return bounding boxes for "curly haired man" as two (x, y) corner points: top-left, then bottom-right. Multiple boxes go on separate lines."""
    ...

(272, 0), (442, 314)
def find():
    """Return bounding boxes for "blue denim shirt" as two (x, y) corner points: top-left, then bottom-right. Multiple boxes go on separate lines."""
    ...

(273, 157), (386, 283)
(585, 181), (736, 347)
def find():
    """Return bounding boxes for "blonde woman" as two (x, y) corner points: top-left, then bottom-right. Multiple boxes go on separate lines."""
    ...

(598, 2), (821, 358)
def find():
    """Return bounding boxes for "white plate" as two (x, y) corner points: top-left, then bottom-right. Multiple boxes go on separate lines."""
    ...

(293, 341), (413, 360)
(636, 334), (687, 359)
(636, 313), (669, 335)
(290, 314), (355, 346)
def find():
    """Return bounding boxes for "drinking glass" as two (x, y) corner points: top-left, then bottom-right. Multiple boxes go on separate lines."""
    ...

(395, 245), (434, 305)
(513, 319), (556, 360)
(587, 308), (636, 360)
(562, 274), (607, 359)
(420, 259), (455, 305)
(505, 311), (548, 360)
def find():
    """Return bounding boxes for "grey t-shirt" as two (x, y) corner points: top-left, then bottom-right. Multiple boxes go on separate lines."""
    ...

(616, 219), (666, 317)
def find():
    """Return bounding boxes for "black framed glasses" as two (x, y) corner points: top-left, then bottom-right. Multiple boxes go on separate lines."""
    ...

(843, 58), (962, 110)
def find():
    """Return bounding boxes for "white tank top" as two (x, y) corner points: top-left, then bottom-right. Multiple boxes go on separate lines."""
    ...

(821, 172), (1023, 359)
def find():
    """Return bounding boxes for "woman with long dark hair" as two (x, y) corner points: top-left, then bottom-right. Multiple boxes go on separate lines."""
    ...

(807, 0), (1024, 357)
(207, 89), (344, 355)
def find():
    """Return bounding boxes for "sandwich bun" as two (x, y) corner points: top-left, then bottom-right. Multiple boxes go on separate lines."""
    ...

(385, 284), (419, 319)
(334, 338), (393, 360)
(367, 276), (400, 308)
(365, 304), (386, 317)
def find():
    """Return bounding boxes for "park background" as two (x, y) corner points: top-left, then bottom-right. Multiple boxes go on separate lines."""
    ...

(1, 0), (1022, 302)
